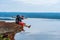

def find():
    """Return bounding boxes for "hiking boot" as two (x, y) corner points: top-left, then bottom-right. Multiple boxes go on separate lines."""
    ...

(28, 25), (31, 28)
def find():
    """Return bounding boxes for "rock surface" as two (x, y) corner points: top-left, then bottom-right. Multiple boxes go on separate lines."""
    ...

(0, 21), (23, 40)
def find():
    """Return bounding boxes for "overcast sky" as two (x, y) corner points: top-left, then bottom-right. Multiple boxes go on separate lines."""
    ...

(0, 0), (60, 12)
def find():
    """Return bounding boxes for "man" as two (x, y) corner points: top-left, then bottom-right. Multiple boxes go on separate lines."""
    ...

(16, 15), (31, 31)
(16, 15), (21, 24)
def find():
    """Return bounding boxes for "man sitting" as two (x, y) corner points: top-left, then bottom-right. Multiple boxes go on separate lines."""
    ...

(15, 15), (31, 31)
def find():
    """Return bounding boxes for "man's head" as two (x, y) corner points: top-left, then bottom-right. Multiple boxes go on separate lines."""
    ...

(16, 15), (20, 18)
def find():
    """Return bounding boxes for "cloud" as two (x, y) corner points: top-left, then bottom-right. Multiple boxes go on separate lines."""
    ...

(0, 0), (60, 12)
(14, 0), (58, 5)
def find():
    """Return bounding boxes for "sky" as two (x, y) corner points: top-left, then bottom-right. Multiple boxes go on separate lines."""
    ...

(0, 0), (60, 12)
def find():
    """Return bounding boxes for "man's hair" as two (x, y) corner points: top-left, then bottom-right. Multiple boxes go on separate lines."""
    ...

(16, 15), (20, 18)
